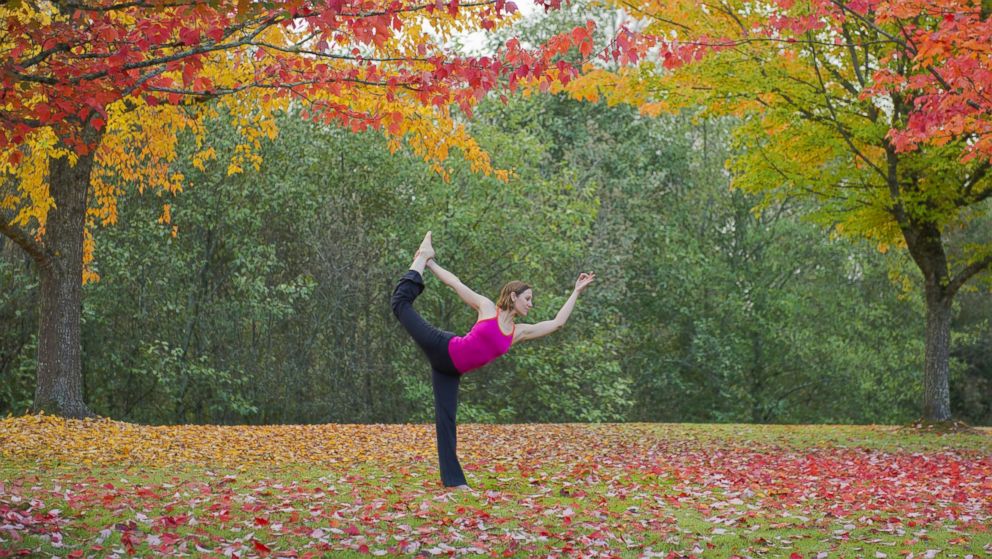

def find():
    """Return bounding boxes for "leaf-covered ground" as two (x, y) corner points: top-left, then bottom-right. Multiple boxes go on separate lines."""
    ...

(1, 416), (990, 558)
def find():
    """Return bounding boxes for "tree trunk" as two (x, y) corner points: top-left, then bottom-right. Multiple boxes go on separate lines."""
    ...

(899, 203), (958, 423)
(32, 147), (97, 419)
(922, 285), (953, 422)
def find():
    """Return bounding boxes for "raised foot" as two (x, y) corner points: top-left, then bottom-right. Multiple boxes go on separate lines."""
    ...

(418, 231), (435, 261)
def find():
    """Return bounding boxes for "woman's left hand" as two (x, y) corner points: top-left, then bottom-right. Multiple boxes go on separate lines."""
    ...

(575, 272), (596, 293)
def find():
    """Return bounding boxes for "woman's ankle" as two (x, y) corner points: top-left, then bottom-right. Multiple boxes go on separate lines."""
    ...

(409, 254), (428, 274)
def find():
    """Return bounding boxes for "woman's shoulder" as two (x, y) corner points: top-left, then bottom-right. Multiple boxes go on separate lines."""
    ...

(476, 299), (498, 320)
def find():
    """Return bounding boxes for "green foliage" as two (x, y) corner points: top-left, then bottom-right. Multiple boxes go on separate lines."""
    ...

(606, 115), (928, 424)
(0, 244), (35, 415)
(951, 290), (992, 425)
(2, 90), (989, 425)
(386, 93), (630, 424)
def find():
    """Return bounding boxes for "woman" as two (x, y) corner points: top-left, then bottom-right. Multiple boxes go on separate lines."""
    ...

(390, 231), (596, 490)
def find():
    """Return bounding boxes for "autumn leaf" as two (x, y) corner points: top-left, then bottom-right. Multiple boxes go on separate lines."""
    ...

(1, 417), (990, 558)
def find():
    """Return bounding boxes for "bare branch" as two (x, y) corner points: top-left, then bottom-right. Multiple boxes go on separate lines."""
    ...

(806, 33), (888, 180)
(252, 41), (431, 63)
(620, 0), (693, 32)
(120, 66), (169, 97)
(0, 211), (46, 265)
(948, 255), (992, 297)
(840, 23), (866, 88)
(13, 43), (72, 71)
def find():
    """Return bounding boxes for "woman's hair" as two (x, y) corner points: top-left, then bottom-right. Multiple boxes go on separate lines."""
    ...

(496, 281), (531, 310)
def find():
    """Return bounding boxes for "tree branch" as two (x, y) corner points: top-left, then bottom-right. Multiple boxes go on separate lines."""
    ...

(947, 255), (992, 297)
(65, 0), (201, 11)
(144, 75), (424, 98)
(829, 0), (914, 54)
(12, 0), (496, 88)
(962, 161), (990, 200)
(338, 0), (494, 18)
(13, 43), (73, 71)
(0, 211), (46, 266)
(830, 0), (983, 111)
(972, 185), (992, 203)
(8, 18), (276, 86)
(252, 41), (431, 63)
(63, 0), (497, 18)
(120, 66), (169, 98)
(818, 50), (861, 98)
(806, 34), (888, 181)
(840, 23), (866, 88)
(620, 0), (694, 32)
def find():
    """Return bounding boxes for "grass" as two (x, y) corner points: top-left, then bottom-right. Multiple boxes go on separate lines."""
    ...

(1, 420), (990, 558)
(617, 423), (992, 453)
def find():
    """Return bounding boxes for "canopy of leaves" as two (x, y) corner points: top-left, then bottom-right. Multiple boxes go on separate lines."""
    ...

(574, 0), (992, 288)
(0, 0), (622, 279)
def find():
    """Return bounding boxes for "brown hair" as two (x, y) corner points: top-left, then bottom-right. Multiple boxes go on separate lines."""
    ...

(496, 281), (531, 310)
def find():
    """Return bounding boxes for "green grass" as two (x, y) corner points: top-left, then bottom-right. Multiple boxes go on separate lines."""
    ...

(2, 423), (990, 558)
(614, 423), (992, 453)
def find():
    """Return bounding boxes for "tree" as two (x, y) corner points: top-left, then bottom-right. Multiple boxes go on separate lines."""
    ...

(577, 0), (992, 422)
(619, 118), (925, 424)
(0, 0), (616, 418)
(4, 82), (951, 424)
(77, 101), (615, 424)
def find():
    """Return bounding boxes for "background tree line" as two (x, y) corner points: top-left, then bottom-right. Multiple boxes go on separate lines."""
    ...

(2, 91), (989, 425)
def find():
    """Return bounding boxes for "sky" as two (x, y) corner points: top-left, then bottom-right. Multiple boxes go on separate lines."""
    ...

(456, 0), (544, 55)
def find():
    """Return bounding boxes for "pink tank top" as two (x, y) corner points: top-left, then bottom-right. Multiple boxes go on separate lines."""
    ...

(448, 314), (514, 373)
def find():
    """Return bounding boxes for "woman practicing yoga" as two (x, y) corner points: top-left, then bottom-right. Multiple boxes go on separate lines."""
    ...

(390, 231), (595, 490)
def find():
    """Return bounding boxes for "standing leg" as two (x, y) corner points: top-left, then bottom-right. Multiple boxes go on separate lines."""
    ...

(432, 367), (467, 487)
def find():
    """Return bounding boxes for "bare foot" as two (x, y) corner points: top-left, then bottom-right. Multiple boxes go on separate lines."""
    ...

(418, 231), (435, 261)
(409, 231), (434, 274)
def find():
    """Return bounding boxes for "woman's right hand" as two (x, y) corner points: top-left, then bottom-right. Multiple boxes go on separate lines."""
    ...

(575, 272), (596, 293)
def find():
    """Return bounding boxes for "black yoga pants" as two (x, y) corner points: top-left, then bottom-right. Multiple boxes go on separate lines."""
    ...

(390, 270), (466, 487)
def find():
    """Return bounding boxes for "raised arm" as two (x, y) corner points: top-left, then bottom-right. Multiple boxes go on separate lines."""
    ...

(515, 272), (595, 343)
(427, 259), (493, 312)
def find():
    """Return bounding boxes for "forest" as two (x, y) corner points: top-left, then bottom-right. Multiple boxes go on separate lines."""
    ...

(3, 93), (989, 425)
(2, 0), (990, 426)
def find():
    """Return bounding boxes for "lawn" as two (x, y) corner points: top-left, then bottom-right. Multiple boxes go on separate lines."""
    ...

(1, 416), (990, 558)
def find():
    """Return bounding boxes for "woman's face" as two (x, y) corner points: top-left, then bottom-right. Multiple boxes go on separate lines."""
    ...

(512, 289), (533, 317)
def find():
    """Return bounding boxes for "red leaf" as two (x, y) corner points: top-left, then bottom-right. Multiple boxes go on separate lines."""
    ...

(570, 26), (587, 45)
(97, 26), (118, 42)
(179, 27), (201, 46)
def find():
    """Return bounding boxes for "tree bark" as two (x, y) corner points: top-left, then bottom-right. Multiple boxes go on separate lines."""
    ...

(902, 216), (958, 423)
(31, 144), (98, 418)
(922, 285), (953, 421)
